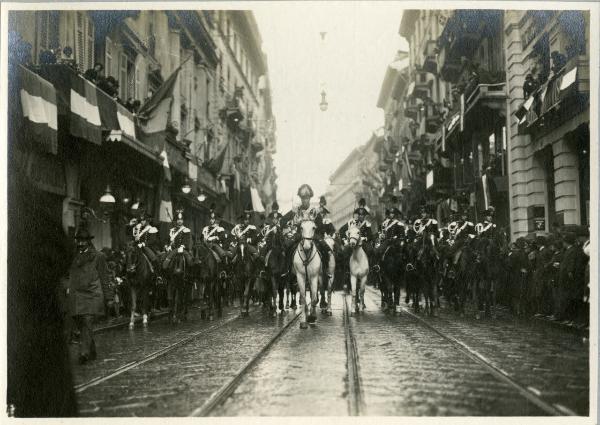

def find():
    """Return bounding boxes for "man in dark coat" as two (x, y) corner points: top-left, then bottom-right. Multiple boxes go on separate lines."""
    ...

(508, 238), (529, 316)
(68, 229), (113, 364)
(556, 232), (586, 321)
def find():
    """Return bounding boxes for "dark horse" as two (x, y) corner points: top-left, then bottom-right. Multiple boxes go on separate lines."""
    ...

(415, 233), (439, 316)
(266, 231), (287, 317)
(125, 243), (154, 329)
(162, 250), (189, 324)
(191, 242), (221, 320)
(234, 239), (256, 317)
(379, 239), (405, 314)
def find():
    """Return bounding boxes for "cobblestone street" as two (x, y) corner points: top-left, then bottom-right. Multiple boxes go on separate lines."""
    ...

(70, 287), (589, 417)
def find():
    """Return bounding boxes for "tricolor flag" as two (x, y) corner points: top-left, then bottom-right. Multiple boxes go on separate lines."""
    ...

(403, 147), (414, 180)
(70, 73), (102, 144)
(18, 65), (58, 154)
(250, 187), (265, 213)
(137, 67), (180, 150)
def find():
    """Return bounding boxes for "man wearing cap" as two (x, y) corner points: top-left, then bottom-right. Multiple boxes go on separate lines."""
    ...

(413, 204), (439, 247)
(475, 207), (497, 239)
(68, 229), (113, 364)
(131, 210), (159, 272)
(281, 184), (330, 277)
(338, 198), (374, 263)
(202, 204), (228, 262)
(261, 202), (283, 251)
(231, 205), (259, 260)
(165, 208), (193, 267)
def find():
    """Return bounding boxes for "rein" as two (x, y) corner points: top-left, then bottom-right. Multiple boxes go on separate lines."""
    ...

(296, 239), (317, 279)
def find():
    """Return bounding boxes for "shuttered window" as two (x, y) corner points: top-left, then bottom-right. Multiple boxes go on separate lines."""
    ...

(105, 37), (113, 78)
(87, 18), (94, 70)
(119, 52), (128, 99)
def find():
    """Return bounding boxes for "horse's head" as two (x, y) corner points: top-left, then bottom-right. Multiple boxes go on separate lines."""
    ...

(300, 220), (316, 251)
(347, 226), (361, 248)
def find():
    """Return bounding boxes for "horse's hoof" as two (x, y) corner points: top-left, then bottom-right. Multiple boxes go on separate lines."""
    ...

(300, 322), (308, 329)
(209, 315), (214, 321)
(327, 310), (333, 316)
(129, 322), (134, 330)
(307, 314), (316, 323)
(142, 314), (148, 326)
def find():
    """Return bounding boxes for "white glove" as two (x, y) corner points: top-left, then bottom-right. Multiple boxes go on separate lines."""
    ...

(247, 238), (252, 244)
(178, 246), (184, 253)
(138, 242), (145, 248)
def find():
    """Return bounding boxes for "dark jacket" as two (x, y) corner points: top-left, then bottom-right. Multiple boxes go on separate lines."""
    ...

(559, 244), (587, 298)
(68, 246), (111, 316)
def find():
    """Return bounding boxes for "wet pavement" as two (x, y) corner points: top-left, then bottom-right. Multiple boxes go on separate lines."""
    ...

(72, 287), (589, 417)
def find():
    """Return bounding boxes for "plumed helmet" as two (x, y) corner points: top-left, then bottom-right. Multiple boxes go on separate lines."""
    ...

(74, 228), (94, 240)
(174, 208), (184, 222)
(297, 184), (314, 198)
(390, 195), (399, 205)
(354, 198), (369, 216)
(319, 196), (327, 206)
(272, 201), (279, 212)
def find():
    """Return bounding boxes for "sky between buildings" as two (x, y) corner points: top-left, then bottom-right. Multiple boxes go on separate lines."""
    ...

(254, 3), (409, 212)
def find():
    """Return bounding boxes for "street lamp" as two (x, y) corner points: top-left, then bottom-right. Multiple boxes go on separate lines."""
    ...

(197, 190), (206, 202)
(181, 181), (192, 194)
(99, 185), (116, 204)
(320, 90), (328, 111)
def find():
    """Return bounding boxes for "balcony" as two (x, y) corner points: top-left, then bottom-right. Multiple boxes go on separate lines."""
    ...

(516, 55), (589, 135)
(413, 69), (432, 100)
(422, 40), (438, 74)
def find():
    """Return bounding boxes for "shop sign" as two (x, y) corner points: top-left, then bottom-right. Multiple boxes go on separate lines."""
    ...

(534, 217), (546, 231)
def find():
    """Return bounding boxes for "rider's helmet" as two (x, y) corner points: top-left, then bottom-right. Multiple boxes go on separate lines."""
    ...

(297, 184), (314, 199)
(174, 208), (185, 224)
(240, 203), (253, 221)
(319, 196), (330, 215)
(353, 198), (369, 218)
(268, 202), (282, 221)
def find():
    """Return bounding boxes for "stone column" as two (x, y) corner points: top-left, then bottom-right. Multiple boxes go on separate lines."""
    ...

(553, 137), (580, 225)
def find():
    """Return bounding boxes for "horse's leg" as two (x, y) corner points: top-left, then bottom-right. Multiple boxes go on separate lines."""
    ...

(296, 271), (308, 329)
(270, 275), (278, 317)
(350, 274), (358, 316)
(359, 274), (367, 312)
(142, 281), (150, 326)
(277, 274), (285, 312)
(129, 285), (137, 329)
(327, 261), (334, 315)
(308, 271), (319, 323)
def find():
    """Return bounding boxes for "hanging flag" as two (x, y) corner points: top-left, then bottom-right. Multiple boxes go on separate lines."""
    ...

(206, 140), (229, 175)
(158, 181), (173, 232)
(70, 73), (102, 144)
(159, 148), (172, 182)
(560, 67), (577, 91)
(482, 174), (491, 210)
(403, 147), (413, 180)
(136, 66), (180, 149)
(250, 187), (265, 213)
(460, 93), (465, 132)
(18, 65), (58, 154)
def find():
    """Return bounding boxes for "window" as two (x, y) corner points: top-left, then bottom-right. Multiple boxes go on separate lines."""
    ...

(74, 12), (94, 71)
(105, 37), (113, 77)
(119, 52), (128, 99)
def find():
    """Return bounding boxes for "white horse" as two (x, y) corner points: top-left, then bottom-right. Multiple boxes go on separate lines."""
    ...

(293, 220), (322, 329)
(347, 226), (369, 315)
(320, 235), (336, 316)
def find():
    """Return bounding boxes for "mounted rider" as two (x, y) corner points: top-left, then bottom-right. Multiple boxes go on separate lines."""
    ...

(202, 204), (228, 262)
(163, 208), (193, 269)
(381, 196), (406, 244)
(476, 206), (498, 240)
(413, 204), (439, 242)
(231, 204), (260, 261)
(130, 210), (159, 272)
(339, 198), (374, 262)
(259, 202), (283, 263)
(281, 184), (331, 276)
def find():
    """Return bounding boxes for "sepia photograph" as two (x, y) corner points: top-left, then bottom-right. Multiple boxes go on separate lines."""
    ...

(1, 1), (597, 420)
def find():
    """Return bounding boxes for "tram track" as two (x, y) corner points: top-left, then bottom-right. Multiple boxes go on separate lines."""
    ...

(364, 285), (573, 416)
(189, 309), (301, 416)
(75, 312), (241, 393)
(343, 294), (366, 416)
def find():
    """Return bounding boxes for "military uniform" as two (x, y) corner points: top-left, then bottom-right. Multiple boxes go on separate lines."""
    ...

(132, 213), (159, 267)
(202, 208), (228, 262)
(339, 199), (374, 263)
(163, 209), (193, 269)
(231, 207), (259, 260)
